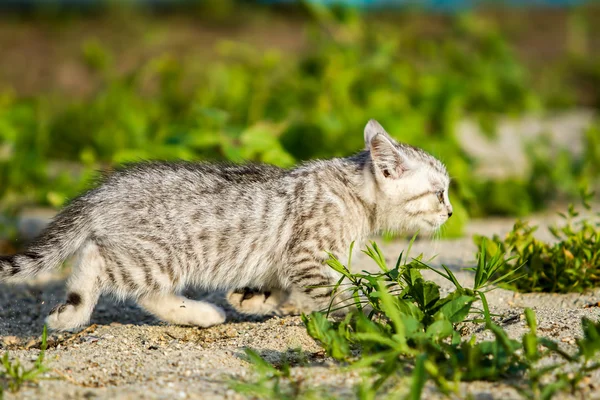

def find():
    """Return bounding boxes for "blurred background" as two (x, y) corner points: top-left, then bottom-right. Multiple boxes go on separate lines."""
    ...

(0, 0), (599, 249)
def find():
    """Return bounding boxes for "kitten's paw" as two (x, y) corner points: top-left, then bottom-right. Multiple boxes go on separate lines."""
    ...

(46, 303), (88, 332)
(227, 288), (301, 316)
(137, 295), (225, 328)
(228, 288), (277, 315)
(194, 304), (226, 327)
(274, 302), (303, 316)
(228, 288), (291, 316)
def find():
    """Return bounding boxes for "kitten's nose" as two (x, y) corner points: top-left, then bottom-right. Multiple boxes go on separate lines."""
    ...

(447, 211), (453, 218)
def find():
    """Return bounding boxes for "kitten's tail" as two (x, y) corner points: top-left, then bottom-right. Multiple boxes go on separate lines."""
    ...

(0, 202), (90, 282)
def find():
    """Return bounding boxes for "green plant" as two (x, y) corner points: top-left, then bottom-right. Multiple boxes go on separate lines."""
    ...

(475, 190), (600, 293)
(0, 325), (50, 396)
(230, 348), (328, 400)
(516, 309), (600, 400)
(291, 242), (600, 399)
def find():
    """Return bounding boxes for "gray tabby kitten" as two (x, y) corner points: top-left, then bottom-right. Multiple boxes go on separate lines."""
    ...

(0, 120), (452, 331)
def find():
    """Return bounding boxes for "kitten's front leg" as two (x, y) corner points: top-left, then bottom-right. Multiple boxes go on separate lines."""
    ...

(285, 259), (353, 315)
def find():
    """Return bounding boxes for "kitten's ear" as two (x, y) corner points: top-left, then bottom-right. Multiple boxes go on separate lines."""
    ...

(364, 120), (408, 179)
(364, 119), (393, 148)
(369, 133), (409, 179)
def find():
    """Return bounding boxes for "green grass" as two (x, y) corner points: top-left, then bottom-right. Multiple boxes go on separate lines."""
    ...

(232, 241), (600, 399)
(0, 5), (599, 243)
(230, 348), (332, 400)
(0, 326), (50, 397)
(475, 189), (600, 293)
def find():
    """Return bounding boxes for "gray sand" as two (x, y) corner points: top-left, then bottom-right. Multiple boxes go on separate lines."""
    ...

(1, 215), (599, 400)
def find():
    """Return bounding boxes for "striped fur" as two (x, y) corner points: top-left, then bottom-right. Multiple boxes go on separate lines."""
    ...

(0, 120), (452, 331)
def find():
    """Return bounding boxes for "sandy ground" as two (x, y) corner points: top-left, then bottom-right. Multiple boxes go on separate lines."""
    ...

(1, 214), (599, 400)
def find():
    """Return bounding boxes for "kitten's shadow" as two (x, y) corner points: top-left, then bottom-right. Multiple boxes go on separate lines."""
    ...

(0, 279), (158, 337)
(232, 347), (329, 370)
(0, 281), (274, 338)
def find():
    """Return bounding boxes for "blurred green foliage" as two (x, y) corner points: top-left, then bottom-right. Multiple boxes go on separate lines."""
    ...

(0, 5), (598, 241)
(475, 190), (600, 293)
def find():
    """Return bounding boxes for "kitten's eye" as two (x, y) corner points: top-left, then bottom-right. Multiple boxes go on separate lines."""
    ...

(436, 191), (444, 203)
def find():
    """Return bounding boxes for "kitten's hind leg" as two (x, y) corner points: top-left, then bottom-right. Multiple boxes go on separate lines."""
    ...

(46, 241), (103, 332)
(137, 294), (226, 328)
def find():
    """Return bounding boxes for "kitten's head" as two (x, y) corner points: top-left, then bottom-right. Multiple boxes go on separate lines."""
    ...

(364, 119), (452, 234)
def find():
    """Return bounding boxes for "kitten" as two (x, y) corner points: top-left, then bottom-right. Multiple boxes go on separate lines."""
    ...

(0, 120), (452, 331)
